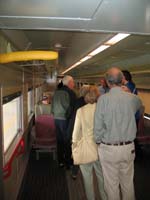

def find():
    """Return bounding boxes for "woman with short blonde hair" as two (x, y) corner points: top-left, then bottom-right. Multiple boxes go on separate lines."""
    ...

(72, 86), (107, 200)
(84, 85), (100, 104)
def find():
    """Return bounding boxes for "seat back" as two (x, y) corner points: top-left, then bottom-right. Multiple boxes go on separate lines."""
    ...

(35, 104), (51, 118)
(137, 105), (145, 136)
(34, 114), (56, 147)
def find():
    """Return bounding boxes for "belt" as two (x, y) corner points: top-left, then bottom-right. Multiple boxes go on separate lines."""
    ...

(101, 141), (133, 146)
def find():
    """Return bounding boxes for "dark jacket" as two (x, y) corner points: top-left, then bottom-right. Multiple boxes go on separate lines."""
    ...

(51, 85), (76, 120)
(67, 96), (86, 141)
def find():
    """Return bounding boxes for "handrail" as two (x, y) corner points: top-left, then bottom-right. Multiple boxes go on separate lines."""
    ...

(16, 138), (25, 157)
(3, 138), (25, 179)
(0, 51), (58, 63)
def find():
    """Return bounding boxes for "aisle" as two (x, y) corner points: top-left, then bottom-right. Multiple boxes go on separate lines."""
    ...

(17, 151), (69, 200)
(134, 145), (150, 200)
(17, 146), (150, 200)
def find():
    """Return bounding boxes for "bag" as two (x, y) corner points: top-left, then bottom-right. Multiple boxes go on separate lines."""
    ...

(72, 136), (98, 165)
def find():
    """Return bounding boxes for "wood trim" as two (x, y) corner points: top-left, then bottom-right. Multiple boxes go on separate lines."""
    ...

(137, 88), (150, 92)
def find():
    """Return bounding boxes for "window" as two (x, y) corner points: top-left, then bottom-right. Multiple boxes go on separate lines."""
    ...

(3, 96), (22, 153)
(35, 86), (42, 103)
(28, 89), (34, 117)
(35, 87), (39, 103)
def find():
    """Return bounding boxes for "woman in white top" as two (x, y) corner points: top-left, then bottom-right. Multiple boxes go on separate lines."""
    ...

(72, 86), (107, 200)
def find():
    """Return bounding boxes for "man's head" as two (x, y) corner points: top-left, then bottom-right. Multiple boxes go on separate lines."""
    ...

(62, 75), (75, 90)
(122, 70), (132, 81)
(100, 78), (107, 87)
(105, 67), (123, 87)
(42, 96), (49, 104)
(122, 70), (132, 84)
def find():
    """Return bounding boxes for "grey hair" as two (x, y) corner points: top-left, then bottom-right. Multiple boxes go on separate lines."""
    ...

(105, 70), (123, 86)
(62, 75), (74, 86)
(79, 85), (90, 97)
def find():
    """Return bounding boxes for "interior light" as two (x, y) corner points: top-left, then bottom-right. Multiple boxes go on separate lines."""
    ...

(62, 33), (130, 74)
(62, 62), (81, 74)
(105, 33), (130, 45)
(62, 65), (75, 74)
(80, 56), (92, 62)
(88, 45), (110, 56)
(144, 115), (150, 120)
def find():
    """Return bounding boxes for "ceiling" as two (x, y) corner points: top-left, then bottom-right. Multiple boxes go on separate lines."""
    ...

(0, 0), (150, 87)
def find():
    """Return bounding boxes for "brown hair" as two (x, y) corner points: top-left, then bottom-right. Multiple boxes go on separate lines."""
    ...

(84, 86), (100, 104)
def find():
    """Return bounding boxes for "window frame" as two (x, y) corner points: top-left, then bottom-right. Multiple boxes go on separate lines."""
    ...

(28, 89), (34, 120)
(2, 93), (23, 165)
(35, 86), (42, 103)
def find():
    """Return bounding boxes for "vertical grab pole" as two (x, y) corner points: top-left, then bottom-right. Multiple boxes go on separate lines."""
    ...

(0, 85), (4, 200)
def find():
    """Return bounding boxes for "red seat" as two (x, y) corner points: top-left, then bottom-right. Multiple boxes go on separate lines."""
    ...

(136, 108), (150, 144)
(137, 114), (145, 136)
(33, 114), (56, 159)
(137, 135), (150, 144)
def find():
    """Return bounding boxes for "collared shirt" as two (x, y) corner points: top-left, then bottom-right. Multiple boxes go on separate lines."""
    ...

(94, 87), (142, 144)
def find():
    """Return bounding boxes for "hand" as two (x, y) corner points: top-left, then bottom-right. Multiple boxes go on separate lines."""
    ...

(121, 85), (131, 93)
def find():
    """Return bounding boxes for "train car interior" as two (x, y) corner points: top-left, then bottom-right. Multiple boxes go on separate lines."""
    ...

(0, 0), (150, 199)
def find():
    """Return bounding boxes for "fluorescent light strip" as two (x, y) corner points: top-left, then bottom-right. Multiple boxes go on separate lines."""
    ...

(62, 46), (108, 74)
(144, 115), (150, 120)
(80, 55), (92, 62)
(62, 57), (91, 74)
(62, 62), (81, 74)
(105, 33), (130, 45)
(89, 45), (110, 56)
(62, 33), (130, 74)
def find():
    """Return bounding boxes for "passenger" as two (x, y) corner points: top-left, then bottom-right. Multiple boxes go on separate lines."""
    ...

(122, 70), (143, 159)
(34, 95), (51, 116)
(122, 70), (138, 94)
(67, 84), (90, 178)
(75, 84), (90, 108)
(51, 75), (77, 168)
(72, 86), (107, 200)
(68, 84), (90, 141)
(122, 70), (140, 122)
(99, 78), (109, 95)
(57, 80), (63, 89)
(94, 67), (142, 200)
(42, 96), (50, 105)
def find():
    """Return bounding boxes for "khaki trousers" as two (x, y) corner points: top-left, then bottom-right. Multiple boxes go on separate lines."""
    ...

(98, 143), (135, 200)
(80, 161), (107, 200)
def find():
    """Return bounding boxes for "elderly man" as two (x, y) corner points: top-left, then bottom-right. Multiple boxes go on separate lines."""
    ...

(51, 75), (76, 168)
(94, 67), (142, 200)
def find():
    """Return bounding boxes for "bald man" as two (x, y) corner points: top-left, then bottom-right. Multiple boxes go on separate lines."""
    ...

(94, 67), (142, 200)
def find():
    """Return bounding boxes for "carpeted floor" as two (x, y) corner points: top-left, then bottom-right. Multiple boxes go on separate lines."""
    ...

(134, 145), (150, 200)
(17, 151), (69, 200)
(18, 145), (150, 200)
